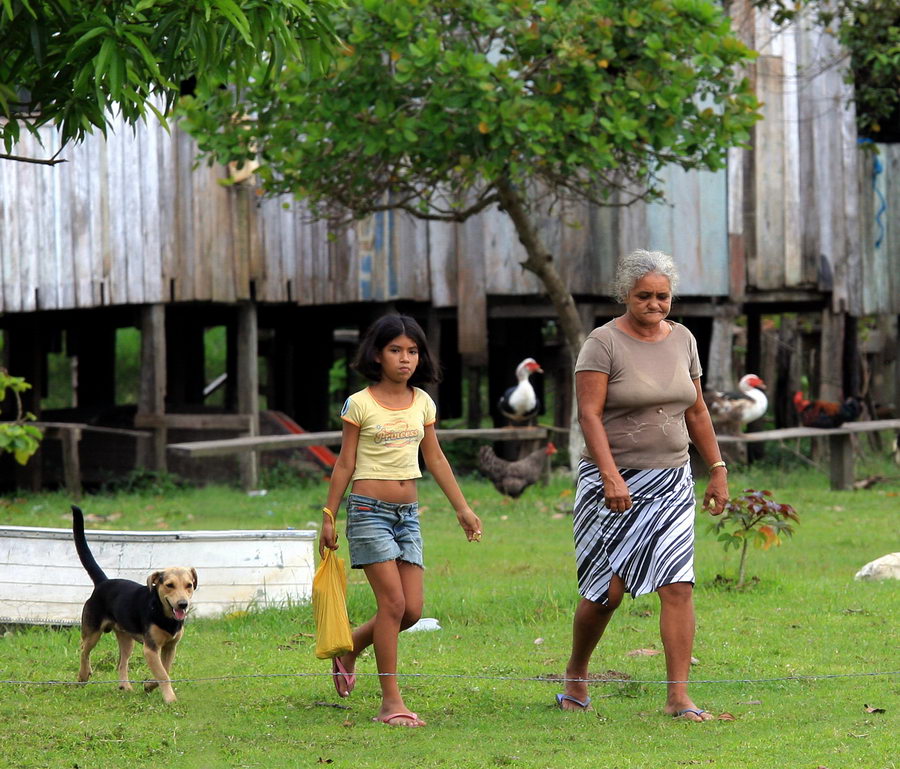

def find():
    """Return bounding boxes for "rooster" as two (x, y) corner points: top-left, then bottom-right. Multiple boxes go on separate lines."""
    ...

(478, 442), (557, 498)
(704, 374), (768, 433)
(792, 392), (863, 428)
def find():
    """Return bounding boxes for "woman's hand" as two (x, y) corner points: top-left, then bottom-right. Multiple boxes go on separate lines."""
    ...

(702, 470), (729, 516)
(319, 515), (339, 557)
(601, 469), (632, 512)
(456, 508), (483, 542)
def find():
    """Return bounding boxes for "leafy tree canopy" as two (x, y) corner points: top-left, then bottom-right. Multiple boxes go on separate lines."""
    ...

(758, 0), (900, 142)
(187, 0), (759, 219)
(0, 0), (340, 156)
(183, 0), (760, 356)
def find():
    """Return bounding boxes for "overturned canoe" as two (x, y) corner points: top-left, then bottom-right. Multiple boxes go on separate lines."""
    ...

(0, 525), (316, 625)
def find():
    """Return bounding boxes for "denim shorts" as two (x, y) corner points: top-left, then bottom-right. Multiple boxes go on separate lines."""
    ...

(346, 493), (424, 569)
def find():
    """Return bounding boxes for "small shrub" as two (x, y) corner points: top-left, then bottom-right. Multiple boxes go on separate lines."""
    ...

(437, 437), (483, 476)
(100, 469), (188, 495)
(708, 488), (799, 588)
(0, 369), (42, 465)
(259, 460), (322, 489)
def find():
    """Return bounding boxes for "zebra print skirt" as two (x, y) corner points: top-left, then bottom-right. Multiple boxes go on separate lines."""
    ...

(573, 459), (696, 605)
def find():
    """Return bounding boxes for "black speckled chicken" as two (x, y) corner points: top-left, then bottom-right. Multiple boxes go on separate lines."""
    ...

(478, 443), (557, 499)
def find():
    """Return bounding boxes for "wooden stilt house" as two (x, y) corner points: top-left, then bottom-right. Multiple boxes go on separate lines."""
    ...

(0, 3), (897, 491)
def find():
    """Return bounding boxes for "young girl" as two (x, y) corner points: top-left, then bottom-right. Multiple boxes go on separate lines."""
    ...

(320, 314), (482, 728)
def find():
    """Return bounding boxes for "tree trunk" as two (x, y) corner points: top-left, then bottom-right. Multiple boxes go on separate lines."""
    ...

(496, 179), (591, 473)
(737, 538), (749, 589)
(495, 179), (588, 360)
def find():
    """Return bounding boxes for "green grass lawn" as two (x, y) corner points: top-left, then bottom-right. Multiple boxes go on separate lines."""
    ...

(0, 459), (897, 769)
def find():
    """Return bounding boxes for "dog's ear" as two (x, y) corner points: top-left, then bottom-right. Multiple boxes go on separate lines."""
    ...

(147, 571), (163, 590)
(190, 568), (198, 590)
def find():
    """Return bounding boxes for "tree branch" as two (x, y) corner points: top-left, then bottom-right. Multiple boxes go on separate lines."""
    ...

(0, 152), (68, 166)
(355, 190), (501, 222)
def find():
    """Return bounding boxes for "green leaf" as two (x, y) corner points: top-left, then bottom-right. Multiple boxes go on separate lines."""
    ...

(210, 0), (254, 46)
(108, 48), (125, 99)
(94, 35), (116, 82)
(70, 25), (109, 53)
(122, 30), (167, 83)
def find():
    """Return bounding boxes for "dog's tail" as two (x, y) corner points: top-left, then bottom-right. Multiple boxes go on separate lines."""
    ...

(72, 505), (107, 585)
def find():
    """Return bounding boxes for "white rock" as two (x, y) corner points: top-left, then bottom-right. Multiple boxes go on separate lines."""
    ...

(854, 553), (900, 581)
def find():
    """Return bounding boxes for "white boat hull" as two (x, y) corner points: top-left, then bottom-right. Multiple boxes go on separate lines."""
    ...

(0, 525), (316, 625)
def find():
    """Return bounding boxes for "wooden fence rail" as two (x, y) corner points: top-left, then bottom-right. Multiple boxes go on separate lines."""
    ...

(716, 419), (900, 490)
(167, 426), (549, 460)
(29, 422), (152, 499)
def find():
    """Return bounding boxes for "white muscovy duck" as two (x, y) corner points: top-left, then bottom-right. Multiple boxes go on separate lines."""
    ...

(498, 358), (543, 423)
(704, 373), (768, 432)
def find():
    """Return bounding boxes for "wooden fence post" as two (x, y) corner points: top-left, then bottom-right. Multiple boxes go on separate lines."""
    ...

(137, 304), (167, 471)
(237, 302), (259, 490)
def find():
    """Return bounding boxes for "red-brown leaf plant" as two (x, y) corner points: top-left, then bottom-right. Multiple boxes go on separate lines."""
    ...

(707, 489), (799, 588)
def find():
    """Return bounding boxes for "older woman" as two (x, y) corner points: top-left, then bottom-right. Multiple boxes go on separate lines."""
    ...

(557, 250), (729, 721)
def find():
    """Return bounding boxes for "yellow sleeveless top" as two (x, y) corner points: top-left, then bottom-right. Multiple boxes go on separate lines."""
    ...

(340, 387), (437, 481)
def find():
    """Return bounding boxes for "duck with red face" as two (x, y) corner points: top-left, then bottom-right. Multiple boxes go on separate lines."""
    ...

(498, 357), (543, 423)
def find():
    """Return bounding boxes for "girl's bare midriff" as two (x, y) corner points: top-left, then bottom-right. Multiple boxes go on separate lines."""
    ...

(352, 478), (418, 504)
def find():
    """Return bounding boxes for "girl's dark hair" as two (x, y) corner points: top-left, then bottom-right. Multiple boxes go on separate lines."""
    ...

(353, 314), (441, 385)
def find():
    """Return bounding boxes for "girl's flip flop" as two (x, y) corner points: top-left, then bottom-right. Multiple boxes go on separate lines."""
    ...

(331, 657), (355, 697)
(372, 712), (425, 727)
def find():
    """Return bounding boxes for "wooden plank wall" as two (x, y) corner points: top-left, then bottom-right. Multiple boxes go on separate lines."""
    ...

(0, 116), (734, 315)
(859, 144), (900, 314)
(796, 16), (862, 313)
(727, 1), (873, 313)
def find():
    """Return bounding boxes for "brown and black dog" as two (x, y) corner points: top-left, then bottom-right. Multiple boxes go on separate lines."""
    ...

(72, 505), (197, 703)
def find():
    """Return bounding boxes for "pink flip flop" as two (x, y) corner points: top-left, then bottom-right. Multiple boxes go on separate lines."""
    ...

(372, 711), (424, 727)
(331, 657), (355, 698)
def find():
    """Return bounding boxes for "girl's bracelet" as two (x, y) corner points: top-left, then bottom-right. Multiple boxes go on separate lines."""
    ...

(708, 461), (727, 473)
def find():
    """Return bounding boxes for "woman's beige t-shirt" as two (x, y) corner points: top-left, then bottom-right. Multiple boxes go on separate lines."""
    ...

(574, 320), (701, 469)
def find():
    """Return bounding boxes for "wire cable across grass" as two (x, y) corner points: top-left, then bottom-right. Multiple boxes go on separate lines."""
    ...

(2, 669), (897, 688)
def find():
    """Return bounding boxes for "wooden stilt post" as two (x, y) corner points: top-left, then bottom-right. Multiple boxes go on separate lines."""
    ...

(61, 427), (83, 500)
(457, 209), (487, 430)
(813, 308), (846, 466)
(774, 313), (800, 428)
(707, 307), (737, 393)
(424, 307), (441, 407)
(828, 433), (855, 490)
(137, 304), (167, 471)
(237, 302), (259, 490)
(465, 362), (482, 429)
(567, 304), (595, 473)
(819, 309), (845, 401)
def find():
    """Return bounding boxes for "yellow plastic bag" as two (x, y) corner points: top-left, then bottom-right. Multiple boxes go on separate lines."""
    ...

(312, 548), (353, 659)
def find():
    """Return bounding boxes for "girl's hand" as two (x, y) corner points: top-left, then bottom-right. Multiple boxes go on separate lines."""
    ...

(457, 508), (483, 542)
(319, 516), (339, 557)
(601, 469), (632, 513)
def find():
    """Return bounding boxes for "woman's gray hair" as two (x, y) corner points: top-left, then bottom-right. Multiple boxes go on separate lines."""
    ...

(612, 249), (679, 303)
